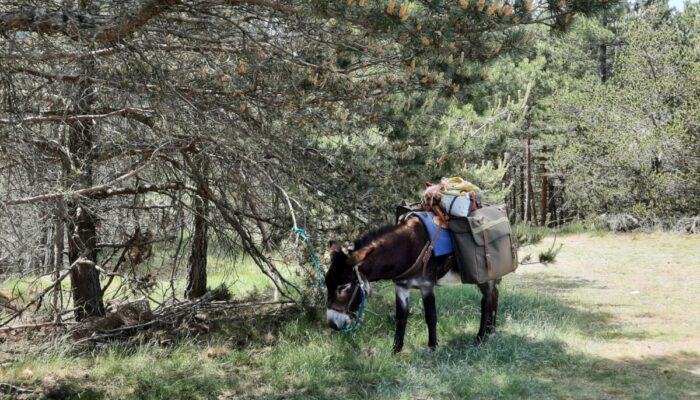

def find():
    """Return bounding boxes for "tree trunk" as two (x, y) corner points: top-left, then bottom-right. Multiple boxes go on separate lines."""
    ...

(509, 163), (517, 223)
(185, 194), (208, 299)
(32, 212), (53, 273)
(65, 46), (104, 321)
(185, 159), (209, 299)
(43, 224), (54, 274)
(599, 43), (608, 83)
(540, 147), (548, 226)
(52, 201), (65, 323)
(525, 136), (535, 223)
(67, 202), (104, 320)
(519, 164), (525, 223)
(548, 179), (557, 228)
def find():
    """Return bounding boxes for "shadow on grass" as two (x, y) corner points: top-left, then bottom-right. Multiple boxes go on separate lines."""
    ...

(509, 273), (602, 292)
(435, 282), (634, 340)
(208, 304), (308, 349)
(237, 335), (700, 400)
(231, 283), (696, 400)
(11, 281), (698, 399)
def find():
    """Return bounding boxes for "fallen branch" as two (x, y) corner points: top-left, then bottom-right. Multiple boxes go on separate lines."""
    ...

(0, 383), (34, 395)
(0, 301), (18, 312)
(0, 321), (77, 333)
(70, 295), (298, 347)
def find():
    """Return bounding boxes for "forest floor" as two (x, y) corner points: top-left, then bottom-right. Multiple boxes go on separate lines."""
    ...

(1, 232), (699, 399)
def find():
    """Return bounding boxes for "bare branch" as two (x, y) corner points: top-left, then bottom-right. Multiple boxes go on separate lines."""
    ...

(89, 183), (184, 200)
(0, 108), (156, 127)
(0, 257), (88, 327)
(3, 160), (153, 206)
(1, 0), (179, 41)
(224, 0), (301, 14)
(95, 0), (179, 41)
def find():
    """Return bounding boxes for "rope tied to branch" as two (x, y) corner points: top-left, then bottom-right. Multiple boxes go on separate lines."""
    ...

(292, 226), (324, 289)
(292, 226), (366, 334)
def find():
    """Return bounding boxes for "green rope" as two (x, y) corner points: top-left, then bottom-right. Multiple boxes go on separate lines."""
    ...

(292, 226), (365, 334)
(292, 226), (325, 289)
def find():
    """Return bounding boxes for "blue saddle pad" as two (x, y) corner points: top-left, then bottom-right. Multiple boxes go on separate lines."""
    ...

(411, 212), (453, 257)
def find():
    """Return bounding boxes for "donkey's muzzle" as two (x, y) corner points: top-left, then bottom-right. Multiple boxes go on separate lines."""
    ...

(326, 308), (351, 331)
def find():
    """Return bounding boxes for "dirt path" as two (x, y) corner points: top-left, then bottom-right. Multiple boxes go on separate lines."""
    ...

(513, 232), (700, 366)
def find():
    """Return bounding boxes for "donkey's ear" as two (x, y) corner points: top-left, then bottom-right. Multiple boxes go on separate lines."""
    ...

(327, 241), (341, 256)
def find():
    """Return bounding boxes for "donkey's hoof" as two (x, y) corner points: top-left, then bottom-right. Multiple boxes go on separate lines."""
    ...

(428, 345), (437, 352)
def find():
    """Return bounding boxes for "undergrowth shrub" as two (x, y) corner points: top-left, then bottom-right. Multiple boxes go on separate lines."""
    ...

(514, 223), (547, 246)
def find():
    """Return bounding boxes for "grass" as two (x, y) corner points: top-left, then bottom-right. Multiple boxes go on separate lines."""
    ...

(0, 253), (274, 320)
(2, 233), (700, 399)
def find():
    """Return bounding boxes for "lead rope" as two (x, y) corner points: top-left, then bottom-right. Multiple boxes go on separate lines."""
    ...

(341, 265), (368, 334)
(292, 226), (325, 289)
(341, 285), (366, 334)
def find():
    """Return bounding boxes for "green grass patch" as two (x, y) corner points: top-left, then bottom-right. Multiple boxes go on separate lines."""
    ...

(3, 280), (698, 399)
(0, 253), (274, 319)
(513, 223), (549, 246)
(2, 233), (699, 399)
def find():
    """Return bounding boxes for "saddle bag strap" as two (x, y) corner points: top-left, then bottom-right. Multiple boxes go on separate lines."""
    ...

(431, 205), (449, 227)
(422, 226), (443, 275)
(482, 228), (493, 276)
(393, 225), (442, 281)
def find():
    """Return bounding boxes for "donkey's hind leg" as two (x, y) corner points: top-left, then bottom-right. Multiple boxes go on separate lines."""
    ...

(476, 280), (499, 342)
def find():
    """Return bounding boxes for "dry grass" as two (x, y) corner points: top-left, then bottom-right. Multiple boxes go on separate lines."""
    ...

(518, 232), (700, 359)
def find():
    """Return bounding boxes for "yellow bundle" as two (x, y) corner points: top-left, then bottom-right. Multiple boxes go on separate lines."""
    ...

(440, 177), (480, 196)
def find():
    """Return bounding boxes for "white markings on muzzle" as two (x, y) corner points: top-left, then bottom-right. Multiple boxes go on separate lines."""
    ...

(326, 308), (351, 330)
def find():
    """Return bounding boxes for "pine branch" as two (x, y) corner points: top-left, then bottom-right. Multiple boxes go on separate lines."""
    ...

(1, 0), (178, 41)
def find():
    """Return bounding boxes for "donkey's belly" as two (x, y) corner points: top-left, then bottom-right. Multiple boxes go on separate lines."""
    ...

(436, 268), (461, 286)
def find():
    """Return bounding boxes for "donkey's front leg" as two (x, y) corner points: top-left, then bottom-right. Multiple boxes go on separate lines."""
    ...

(393, 284), (410, 353)
(421, 285), (438, 350)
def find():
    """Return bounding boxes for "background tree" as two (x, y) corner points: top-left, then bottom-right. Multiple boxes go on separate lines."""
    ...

(1, 0), (619, 322)
(547, 2), (700, 224)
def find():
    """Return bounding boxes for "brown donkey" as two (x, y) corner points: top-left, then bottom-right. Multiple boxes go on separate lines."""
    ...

(325, 217), (499, 353)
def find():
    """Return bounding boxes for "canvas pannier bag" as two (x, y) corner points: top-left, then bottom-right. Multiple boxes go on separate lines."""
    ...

(448, 204), (518, 284)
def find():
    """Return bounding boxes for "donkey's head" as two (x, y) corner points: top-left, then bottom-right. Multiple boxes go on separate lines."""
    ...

(324, 241), (371, 331)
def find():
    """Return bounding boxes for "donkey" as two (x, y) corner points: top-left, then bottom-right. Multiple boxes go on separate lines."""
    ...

(325, 216), (499, 353)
